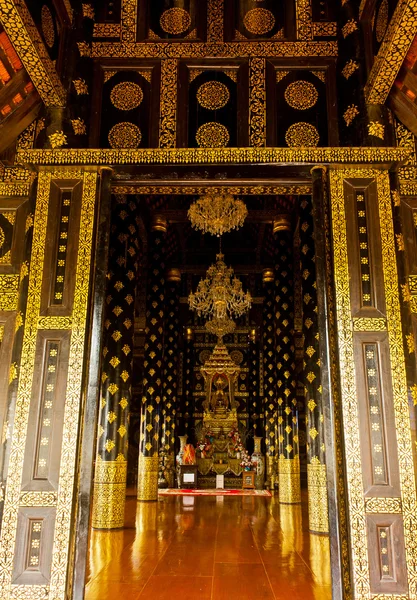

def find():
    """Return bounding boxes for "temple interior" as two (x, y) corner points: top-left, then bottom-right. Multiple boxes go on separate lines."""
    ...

(1, 0), (417, 599)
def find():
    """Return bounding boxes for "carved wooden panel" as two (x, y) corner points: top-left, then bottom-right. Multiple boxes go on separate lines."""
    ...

(21, 331), (70, 491)
(367, 514), (408, 595)
(40, 179), (82, 316)
(344, 178), (386, 318)
(11, 508), (56, 586)
(92, 65), (159, 149)
(353, 333), (401, 497)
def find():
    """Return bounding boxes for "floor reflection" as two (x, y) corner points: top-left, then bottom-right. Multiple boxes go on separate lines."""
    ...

(85, 492), (332, 599)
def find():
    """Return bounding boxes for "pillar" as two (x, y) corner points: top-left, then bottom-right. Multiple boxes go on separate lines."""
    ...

(299, 195), (329, 533)
(249, 327), (262, 438)
(274, 216), (301, 504)
(182, 327), (194, 439)
(92, 194), (139, 528)
(161, 268), (181, 487)
(137, 215), (167, 501)
(262, 268), (278, 487)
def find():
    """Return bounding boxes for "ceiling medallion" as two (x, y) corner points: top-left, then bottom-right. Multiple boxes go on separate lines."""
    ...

(375, 0), (388, 43)
(188, 194), (248, 237)
(196, 122), (230, 147)
(196, 81), (230, 110)
(189, 253), (251, 341)
(285, 122), (320, 147)
(284, 80), (319, 110)
(243, 8), (275, 36)
(41, 5), (55, 48)
(160, 8), (191, 35)
(110, 82), (144, 111)
(108, 122), (142, 149)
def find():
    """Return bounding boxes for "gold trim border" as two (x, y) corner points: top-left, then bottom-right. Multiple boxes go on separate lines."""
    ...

(365, 0), (417, 104)
(0, 0), (66, 106)
(377, 170), (417, 597)
(16, 147), (411, 166)
(91, 40), (337, 59)
(329, 168), (371, 597)
(111, 184), (312, 195)
(0, 172), (51, 594)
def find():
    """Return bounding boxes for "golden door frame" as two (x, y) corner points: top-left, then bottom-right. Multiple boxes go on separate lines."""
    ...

(0, 146), (416, 600)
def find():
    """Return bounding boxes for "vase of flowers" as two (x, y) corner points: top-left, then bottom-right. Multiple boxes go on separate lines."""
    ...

(240, 449), (254, 472)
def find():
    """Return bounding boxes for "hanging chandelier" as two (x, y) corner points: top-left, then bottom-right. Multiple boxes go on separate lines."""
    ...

(188, 253), (252, 338)
(188, 193), (248, 237)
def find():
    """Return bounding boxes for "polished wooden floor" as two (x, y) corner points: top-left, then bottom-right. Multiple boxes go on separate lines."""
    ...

(85, 492), (332, 600)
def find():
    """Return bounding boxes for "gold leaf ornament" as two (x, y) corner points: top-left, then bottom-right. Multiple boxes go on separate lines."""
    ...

(195, 122), (230, 147)
(284, 80), (319, 110)
(41, 5), (55, 48)
(243, 8), (275, 35)
(196, 81), (230, 110)
(160, 8), (191, 35)
(110, 82), (144, 111)
(285, 122), (319, 147)
(108, 122), (142, 148)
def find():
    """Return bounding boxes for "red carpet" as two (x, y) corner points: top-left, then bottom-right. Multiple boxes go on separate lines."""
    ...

(158, 488), (271, 496)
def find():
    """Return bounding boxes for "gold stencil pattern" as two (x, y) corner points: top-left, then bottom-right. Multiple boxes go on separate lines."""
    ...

(108, 122), (142, 148)
(285, 122), (319, 147)
(41, 5), (55, 48)
(195, 122), (230, 147)
(375, 0), (389, 43)
(110, 82), (144, 111)
(243, 8), (275, 35)
(284, 80), (318, 110)
(0, 226), (4, 250)
(160, 8), (191, 35)
(196, 81), (230, 110)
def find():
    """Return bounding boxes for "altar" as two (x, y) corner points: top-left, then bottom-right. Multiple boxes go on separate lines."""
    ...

(195, 343), (246, 486)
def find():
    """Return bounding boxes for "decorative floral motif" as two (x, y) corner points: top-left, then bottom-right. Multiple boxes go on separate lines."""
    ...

(160, 8), (191, 35)
(284, 80), (318, 110)
(343, 104), (359, 126)
(82, 3), (95, 19)
(196, 81), (230, 110)
(368, 121), (385, 139)
(285, 122), (319, 147)
(73, 78), (89, 95)
(243, 8), (275, 35)
(49, 131), (68, 149)
(71, 118), (87, 135)
(341, 59), (359, 79)
(41, 5), (55, 48)
(108, 122), (142, 148)
(195, 122), (230, 147)
(341, 18), (358, 38)
(110, 82), (144, 111)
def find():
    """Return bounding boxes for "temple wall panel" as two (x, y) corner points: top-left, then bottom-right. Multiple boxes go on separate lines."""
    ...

(329, 167), (417, 598)
(0, 170), (99, 600)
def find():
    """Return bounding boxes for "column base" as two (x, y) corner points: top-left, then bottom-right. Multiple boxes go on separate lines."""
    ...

(278, 456), (301, 504)
(138, 454), (159, 501)
(92, 456), (127, 529)
(307, 462), (329, 534)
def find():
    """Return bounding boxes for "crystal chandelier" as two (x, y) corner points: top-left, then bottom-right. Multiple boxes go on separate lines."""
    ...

(188, 253), (252, 339)
(188, 194), (248, 237)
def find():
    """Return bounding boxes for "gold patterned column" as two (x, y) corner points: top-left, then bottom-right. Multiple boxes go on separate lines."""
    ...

(249, 57), (266, 147)
(161, 268), (181, 487)
(262, 268), (277, 487)
(92, 194), (140, 529)
(138, 216), (167, 501)
(159, 60), (178, 148)
(274, 216), (301, 504)
(300, 193), (329, 533)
